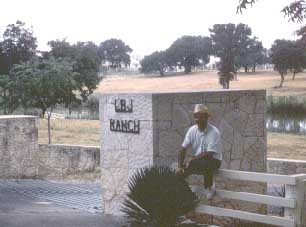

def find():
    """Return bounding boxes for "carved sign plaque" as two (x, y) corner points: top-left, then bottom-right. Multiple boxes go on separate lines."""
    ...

(110, 98), (140, 134)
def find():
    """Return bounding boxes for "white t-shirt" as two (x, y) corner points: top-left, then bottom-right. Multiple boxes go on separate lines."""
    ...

(181, 123), (222, 161)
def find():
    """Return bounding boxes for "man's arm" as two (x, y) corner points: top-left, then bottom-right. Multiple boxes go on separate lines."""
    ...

(178, 147), (187, 168)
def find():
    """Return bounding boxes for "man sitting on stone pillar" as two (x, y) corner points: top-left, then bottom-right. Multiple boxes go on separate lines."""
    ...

(176, 104), (222, 200)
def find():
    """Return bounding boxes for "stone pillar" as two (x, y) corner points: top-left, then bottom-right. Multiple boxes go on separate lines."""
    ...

(100, 89), (267, 215)
(100, 94), (154, 214)
(0, 115), (39, 178)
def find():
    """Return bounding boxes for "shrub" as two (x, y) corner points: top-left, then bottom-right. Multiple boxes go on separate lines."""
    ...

(121, 165), (198, 227)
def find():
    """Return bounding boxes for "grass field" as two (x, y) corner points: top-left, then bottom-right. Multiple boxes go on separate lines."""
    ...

(98, 70), (306, 97)
(38, 119), (100, 145)
(38, 119), (306, 160)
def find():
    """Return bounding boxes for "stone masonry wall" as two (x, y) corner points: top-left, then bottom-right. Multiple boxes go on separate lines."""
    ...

(100, 89), (267, 215)
(267, 158), (306, 175)
(100, 93), (154, 214)
(152, 90), (267, 172)
(0, 115), (100, 180)
(37, 144), (100, 179)
(0, 115), (39, 178)
(152, 90), (267, 226)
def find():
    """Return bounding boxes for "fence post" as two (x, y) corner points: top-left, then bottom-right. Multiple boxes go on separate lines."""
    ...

(285, 175), (306, 227)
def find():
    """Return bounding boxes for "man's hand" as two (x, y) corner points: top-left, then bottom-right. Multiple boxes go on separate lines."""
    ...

(203, 152), (213, 160)
(184, 158), (194, 169)
(176, 168), (184, 177)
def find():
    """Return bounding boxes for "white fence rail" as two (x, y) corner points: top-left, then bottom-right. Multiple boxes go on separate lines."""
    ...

(44, 112), (65, 120)
(192, 169), (306, 227)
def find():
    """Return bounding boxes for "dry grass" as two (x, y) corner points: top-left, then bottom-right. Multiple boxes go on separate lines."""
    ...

(98, 70), (306, 97)
(38, 119), (306, 160)
(268, 132), (306, 160)
(38, 119), (100, 146)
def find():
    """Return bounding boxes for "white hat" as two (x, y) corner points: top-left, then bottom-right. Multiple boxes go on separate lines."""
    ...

(193, 104), (212, 116)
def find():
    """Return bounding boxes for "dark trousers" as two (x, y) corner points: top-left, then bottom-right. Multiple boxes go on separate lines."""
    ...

(183, 158), (221, 189)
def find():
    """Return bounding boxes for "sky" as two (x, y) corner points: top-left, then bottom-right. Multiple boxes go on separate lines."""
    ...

(0, 0), (301, 57)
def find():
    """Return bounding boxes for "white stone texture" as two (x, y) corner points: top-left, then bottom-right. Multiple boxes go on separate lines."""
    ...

(105, 94), (153, 121)
(102, 150), (128, 169)
(37, 144), (100, 179)
(128, 151), (153, 169)
(266, 158), (306, 175)
(101, 168), (117, 201)
(0, 116), (39, 178)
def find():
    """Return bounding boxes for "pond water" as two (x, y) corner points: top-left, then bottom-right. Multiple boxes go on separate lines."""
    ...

(266, 115), (306, 134)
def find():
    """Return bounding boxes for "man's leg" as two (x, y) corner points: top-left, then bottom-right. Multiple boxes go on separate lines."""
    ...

(203, 159), (221, 189)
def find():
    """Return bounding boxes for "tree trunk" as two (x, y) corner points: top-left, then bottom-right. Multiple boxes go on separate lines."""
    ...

(159, 68), (164, 76)
(47, 113), (51, 144)
(279, 73), (285, 88)
(253, 65), (256, 72)
(292, 71), (296, 80)
(184, 64), (191, 74)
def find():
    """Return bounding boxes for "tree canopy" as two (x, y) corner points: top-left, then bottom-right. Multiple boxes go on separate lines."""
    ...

(237, 0), (306, 23)
(140, 51), (168, 76)
(166, 36), (212, 74)
(210, 23), (254, 88)
(235, 37), (267, 72)
(98, 39), (133, 69)
(47, 39), (101, 101)
(0, 20), (37, 74)
(0, 57), (80, 143)
(270, 39), (306, 87)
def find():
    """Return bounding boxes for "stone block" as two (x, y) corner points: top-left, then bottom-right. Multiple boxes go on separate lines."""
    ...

(173, 92), (203, 104)
(238, 95), (256, 114)
(224, 109), (249, 134)
(153, 155), (177, 166)
(155, 93), (174, 121)
(102, 150), (128, 169)
(244, 114), (264, 137)
(219, 119), (234, 144)
(206, 103), (226, 127)
(172, 104), (193, 129)
(128, 151), (153, 169)
(158, 130), (183, 157)
(105, 94), (153, 120)
(205, 92), (222, 103)
(127, 129), (153, 156)
(255, 99), (266, 114)
(231, 131), (244, 160)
